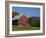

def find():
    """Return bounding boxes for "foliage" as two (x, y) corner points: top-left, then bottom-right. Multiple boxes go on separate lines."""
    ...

(12, 20), (18, 25)
(12, 12), (19, 18)
(28, 17), (40, 27)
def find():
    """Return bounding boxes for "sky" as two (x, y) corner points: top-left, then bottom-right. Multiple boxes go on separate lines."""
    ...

(12, 7), (40, 17)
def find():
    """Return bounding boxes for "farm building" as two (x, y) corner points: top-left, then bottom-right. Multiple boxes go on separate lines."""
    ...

(18, 15), (29, 27)
(12, 12), (30, 26)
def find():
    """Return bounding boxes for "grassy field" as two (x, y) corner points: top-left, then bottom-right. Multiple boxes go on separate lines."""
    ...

(12, 25), (40, 31)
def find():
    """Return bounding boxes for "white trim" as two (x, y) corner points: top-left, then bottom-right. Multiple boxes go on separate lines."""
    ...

(10, 4), (42, 8)
(9, 4), (43, 34)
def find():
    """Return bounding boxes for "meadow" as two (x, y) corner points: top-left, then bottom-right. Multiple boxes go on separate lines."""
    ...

(12, 25), (40, 31)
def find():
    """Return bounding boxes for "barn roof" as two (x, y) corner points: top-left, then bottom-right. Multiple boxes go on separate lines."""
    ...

(12, 13), (23, 20)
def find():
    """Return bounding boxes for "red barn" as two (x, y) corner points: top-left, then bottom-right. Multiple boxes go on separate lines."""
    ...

(18, 15), (29, 27)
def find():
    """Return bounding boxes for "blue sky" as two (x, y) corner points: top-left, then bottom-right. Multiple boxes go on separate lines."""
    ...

(12, 7), (40, 17)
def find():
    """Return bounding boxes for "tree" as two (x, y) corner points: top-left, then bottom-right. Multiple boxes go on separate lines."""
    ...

(12, 12), (19, 18)
(28, 17), (32, 26)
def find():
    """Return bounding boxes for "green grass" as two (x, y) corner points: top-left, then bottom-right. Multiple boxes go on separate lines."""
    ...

(12, 25), (40, 31)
